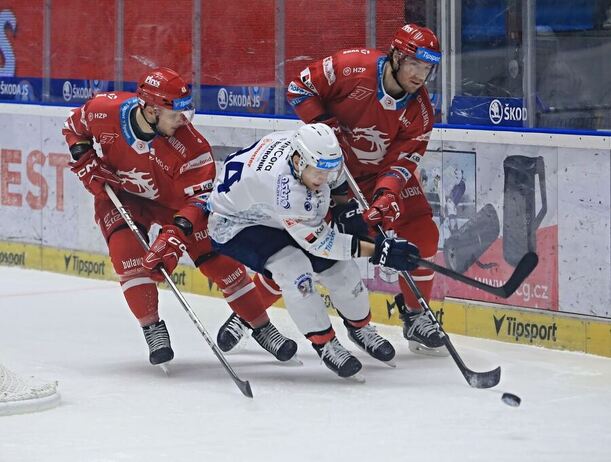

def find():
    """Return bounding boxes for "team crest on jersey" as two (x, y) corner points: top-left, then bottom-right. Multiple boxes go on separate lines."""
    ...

(116, 168), (159, 200)
(347, 126), (391, 165)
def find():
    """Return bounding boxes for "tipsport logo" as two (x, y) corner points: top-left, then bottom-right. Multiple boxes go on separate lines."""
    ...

(63, 254), (106, 276)
(493, 314), (558, 343)
(0, 250), (25, 266)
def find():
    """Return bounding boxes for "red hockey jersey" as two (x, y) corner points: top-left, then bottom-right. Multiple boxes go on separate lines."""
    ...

(287, 49), (434, 198)
(63, 92), (214, 222)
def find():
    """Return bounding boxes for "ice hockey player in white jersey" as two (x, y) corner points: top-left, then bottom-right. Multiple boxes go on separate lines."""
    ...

(207, 123), (421, 378)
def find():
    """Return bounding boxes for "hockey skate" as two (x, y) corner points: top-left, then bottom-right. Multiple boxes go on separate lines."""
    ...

(396, 294), (448, 357)
(217, 314), (298, 363)
(142, 320), (174, 366)
(216, 313), (250, 353)
(345, 322), (396, 367)
(251, 321), (298, 362)
(313, 337), (363, 380)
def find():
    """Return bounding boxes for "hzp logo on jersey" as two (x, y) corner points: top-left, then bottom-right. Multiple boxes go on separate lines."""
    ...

(88, 112), (107, 121)
(145, 76), (161, 87)
(489, 99), (527, 125)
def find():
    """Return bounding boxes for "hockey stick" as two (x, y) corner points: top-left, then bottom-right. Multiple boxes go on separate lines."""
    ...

(104, 185), (253, 398)
(342, 169), (501, 389)
(413, 252), (538, 299)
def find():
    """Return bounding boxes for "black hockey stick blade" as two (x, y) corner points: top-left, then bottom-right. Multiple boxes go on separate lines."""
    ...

(497, 251), (539, 297)
(236, 378), (253, 398)
(445, 338), (501, 388)
(463, 365), (502, 389)
(415, 252), (539, 299)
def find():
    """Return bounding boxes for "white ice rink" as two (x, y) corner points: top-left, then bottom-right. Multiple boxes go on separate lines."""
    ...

(1, 266), (610, 462)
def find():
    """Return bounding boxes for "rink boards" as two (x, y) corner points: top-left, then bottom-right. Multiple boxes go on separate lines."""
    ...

(0, 233), (609, 358)
(0, 103), (609, 358)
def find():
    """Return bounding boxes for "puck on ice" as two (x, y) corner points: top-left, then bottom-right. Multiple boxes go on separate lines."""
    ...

(501, 392), (521, 407)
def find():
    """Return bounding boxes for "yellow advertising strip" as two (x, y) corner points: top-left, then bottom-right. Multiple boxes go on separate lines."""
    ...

(41, 246), (116, 281)
(2, 241), (609, 358)
(0, 241), (42, 269)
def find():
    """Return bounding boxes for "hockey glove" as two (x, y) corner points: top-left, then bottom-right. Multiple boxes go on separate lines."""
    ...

(370, 234), (420, 272)
(70, 149), (122, 199)
(142, 225), (188, 282)
(332, 199), (370, 239)
(363, 190), (401, 228)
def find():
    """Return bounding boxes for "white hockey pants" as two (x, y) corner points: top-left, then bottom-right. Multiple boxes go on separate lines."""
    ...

(264, 246), (370, 336)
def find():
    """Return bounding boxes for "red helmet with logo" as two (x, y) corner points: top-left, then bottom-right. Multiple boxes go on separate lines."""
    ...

(390, 24), (441, 66)
(137, 67), (194, 120)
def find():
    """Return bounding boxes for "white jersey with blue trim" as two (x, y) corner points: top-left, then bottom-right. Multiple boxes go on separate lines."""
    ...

(207, 130), (353, 260)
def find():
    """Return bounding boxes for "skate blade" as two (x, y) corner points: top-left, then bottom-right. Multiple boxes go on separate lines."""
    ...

(344, 372), (366, 383)
(382, 359), (397, 368)
(408, 340), (449, 357)
(281, 355), (303, 366)
(157, 363), (170, 375)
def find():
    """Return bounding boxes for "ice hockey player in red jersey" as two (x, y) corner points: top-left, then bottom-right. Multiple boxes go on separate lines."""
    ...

(63, 67), (297, 366)
(216, 24), (446, 356)
(285, 24), (445, 355)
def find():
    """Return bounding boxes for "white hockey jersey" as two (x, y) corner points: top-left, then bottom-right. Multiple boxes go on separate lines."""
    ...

(207, 130), (354, 260)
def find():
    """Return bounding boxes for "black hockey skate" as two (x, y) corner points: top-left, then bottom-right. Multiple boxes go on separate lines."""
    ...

(313, 337), (363, 378)
(396, 294), (448, 357)
(216, 313), (249, 353)
(251, 321), (298, 362)
(142, 320), (174, 365)
(345, 322), (396, 365)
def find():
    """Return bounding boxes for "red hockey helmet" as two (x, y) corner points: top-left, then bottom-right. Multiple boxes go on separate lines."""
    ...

(391, 24), (441, 63)
(137, 67), (194, 120)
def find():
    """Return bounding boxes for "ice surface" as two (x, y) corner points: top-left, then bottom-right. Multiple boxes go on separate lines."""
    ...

(1, 267), (610, 461)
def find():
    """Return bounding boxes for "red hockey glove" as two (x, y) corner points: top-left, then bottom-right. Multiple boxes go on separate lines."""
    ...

(363, 191), (401, 227)
(70, 149), (122, 199)
(142, 226), (187, 282)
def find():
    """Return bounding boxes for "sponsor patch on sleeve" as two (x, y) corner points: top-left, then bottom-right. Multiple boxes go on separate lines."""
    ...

(322, 56), (336, 86)
(179, 152), (213, 174)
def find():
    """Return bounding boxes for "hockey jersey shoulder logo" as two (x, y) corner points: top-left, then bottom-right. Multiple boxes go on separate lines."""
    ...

(347, 126), (391, 164)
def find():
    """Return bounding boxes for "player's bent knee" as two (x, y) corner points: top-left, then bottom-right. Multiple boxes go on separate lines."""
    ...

(265, 247), (315, 297)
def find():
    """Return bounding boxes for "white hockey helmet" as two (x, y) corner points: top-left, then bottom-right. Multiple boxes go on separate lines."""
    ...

(291, 123), (343, 183)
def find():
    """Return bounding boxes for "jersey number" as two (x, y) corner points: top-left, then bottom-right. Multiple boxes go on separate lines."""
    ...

(217, 161), (243, 193)
(216, 142), (257, 193)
